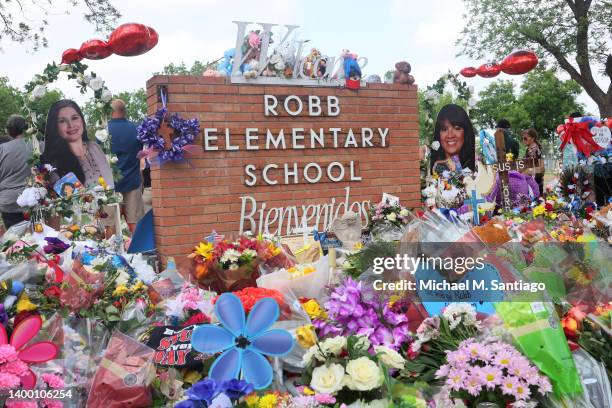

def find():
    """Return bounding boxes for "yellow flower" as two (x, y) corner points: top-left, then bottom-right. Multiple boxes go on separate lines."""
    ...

(182, 370), (202, 385)
(302, 299), (327, 320)
(244, 394), (260, 407)
(192, 242), (214, 261)
(98, 176), (107, 189)
(296, 325), (317, 349)
(1, 281), (7, 290)
(258, 394), (277, 408)
(130, 280), (145, 292)
(506, 152), (514, 162)
(16, 294), (37, 313)
(532, 204), (546, 217)
(302, 386), (315, 396)
(268, 243), (281, 257)
(353, 242), (363, 250)
(113, 284), (129, 297)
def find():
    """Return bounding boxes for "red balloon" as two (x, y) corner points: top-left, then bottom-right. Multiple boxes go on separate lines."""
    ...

(501, 50), (538, 75)
(476, 62), (501, 78)
(79, 39), (112, 60)
(61, 48), (82, 64)
(108, 23), (158, 56)
(146, 27), (159, 50)
(460, 67), (477, 78)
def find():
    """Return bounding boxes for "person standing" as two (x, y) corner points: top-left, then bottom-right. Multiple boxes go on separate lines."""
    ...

(108, 99), (144, 231)
(496, 119), (520, 159)
(0, 115), (32, 228)
(520, 128), (545, 196)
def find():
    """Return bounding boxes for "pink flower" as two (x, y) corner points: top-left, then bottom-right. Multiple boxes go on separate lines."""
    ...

(494, 350), (513, 368)
(537, 376), (553, 394)
(315, 394), (336, 404)
(434, 364), (449, 379)
(42, 373), (65, 389)
(445, 369), (465, 392)
(2, 358), (29, 376)
(511, 381), (531, 401)
(464, 374), (483, 396)
(0, 372), (20, 388)
(5, 402), (37, 408)
(0, 344), (18, 364)
(475, 365), (501, 390)
(508, 358), (531, 378)
(501, 376), (520, 397)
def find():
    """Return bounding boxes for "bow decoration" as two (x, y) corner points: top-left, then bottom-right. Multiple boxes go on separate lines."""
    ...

(558, 117), (603, 157)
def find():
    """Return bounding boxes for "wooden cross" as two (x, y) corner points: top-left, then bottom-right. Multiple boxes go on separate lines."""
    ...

(158, 114), (175, 151)
(489, 130), (540, 212)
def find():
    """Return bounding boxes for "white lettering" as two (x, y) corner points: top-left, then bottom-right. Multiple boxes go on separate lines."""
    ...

(225, 128), (239, 150)
(262, 164), (278, 185)
(266, 129), (286, 149)
(327, 161), (345, 182)
(361, 128), (373, 147)
(203, 128), (218, 151)
(264, 95), (278, 116)
(284, 95), (303, 116)
(344, 128), (358, 148)
(244, 164), (257, 186)
(328, 96), (340, 116)
(378, 128), (389, 147)
(304, 163), (323, 183)
(292, 128), (305, 149)
(308, 95), (321, 116)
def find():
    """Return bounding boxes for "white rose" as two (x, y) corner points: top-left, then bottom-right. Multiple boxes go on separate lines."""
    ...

(89, 77), (105, 91)
(400, 208), (409, 217)
(115, 270), (131, 286)
(31, 84), (47, 100)
(353, 336), (371, 351)
(310, 363), (345, 395)
(95, 129), (109, 143)
(424, 89), (438, 101)
(374, 345), (405, 369)
(431, 141), (440, 151)
(96, 102), (104, 109)
(110, 156), (118, 164)
(320, 336), (347, 355)
(386, 212), (397, 222)
(345, 357), (384, 391)
(101, 89), (112, 103)
(301, 346), (325, 366)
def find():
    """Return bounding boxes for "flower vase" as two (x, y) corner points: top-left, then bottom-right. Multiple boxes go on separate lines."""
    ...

(476, 403), (499, 408)
(370, 223), (405, 241)
(212, 262), (260, 293)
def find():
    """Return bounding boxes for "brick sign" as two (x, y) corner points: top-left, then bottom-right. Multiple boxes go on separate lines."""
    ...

(146, 76), (420, 260)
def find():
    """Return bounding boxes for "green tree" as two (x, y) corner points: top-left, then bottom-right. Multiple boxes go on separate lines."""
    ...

(458, 0), (612, 116)
(0, 77), (22, 133)
(82, 88), (147, 129)
(155, 60), (217, 76)
(0, 1), (120, 51)
(471, 80), (531, 131)
(518, 68), (584, 137)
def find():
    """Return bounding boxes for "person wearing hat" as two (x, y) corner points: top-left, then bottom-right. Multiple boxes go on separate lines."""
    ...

(496, 118), (520, 159)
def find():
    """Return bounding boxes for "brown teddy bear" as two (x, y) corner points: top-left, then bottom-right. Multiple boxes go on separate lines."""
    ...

(393, 61), (415, 84)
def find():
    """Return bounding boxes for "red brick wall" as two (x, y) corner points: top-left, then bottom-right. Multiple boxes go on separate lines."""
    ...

(146, 76), (420, 261)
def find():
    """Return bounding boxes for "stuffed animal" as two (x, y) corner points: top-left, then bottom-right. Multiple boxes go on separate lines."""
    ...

(342, 49), (362, 80)
(217, 48), (235, 76)
(393, 61), (415, 84)
(243, 59), (259, 79)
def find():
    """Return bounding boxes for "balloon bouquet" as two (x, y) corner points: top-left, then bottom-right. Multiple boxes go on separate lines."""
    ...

(460, 50), (539, 78)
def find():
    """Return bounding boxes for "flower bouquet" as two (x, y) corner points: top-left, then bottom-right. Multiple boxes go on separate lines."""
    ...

(190, 235), (291, 293)
(434, 338), (552, 407)
(368, 200), (412, 241)
(301, 334), (405, 406)
(401, 303), (482, 383)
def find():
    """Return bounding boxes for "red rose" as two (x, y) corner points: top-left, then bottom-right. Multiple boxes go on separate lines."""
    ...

(183, 312), (210, 326)
(44, 286), (62, 298)
(545, 203), (553, 211)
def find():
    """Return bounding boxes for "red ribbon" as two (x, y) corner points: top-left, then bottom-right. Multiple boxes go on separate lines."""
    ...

(558, 117), (602, 157)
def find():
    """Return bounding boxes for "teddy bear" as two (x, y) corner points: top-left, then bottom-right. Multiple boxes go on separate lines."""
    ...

(393, 61), (415, 84)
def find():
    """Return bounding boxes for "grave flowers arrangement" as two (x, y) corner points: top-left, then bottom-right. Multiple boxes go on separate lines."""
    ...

(434, 338), (552, 407)
(162, 283), (215, 326)
(190, 235), (290, 292)
(301, 334), (405, 406)
(367, 200), (411, 239)
(313, 278), (410, 351)
(401, 303), (482, 383)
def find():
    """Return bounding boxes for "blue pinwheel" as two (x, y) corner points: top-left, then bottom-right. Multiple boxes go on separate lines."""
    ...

(191, 293), (294, 390)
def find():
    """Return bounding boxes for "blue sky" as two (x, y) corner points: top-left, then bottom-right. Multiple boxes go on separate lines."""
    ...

(0, 0), (602, 114)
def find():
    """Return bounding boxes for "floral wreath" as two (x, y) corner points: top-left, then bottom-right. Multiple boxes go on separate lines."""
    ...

(18, 61), (121, 223)
(137, 106), (200, 163)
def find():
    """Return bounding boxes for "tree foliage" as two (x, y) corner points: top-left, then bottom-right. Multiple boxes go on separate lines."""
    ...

(472, 68), (583, 138)
(82, 88), (147, 128)
(457, 0), (612, 116)
(155, 60), (218, 76)
(0, 0), (120, 51)
(0, 77), (62, 136)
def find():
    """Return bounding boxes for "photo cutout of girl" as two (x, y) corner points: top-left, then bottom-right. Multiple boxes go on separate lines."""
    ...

(430, 104), (476, 175)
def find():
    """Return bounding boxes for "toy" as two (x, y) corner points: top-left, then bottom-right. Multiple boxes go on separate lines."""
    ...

(393, 61), (415, 84)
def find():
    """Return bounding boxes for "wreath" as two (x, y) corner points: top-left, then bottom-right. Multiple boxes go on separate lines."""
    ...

(137, 107), (200, 163)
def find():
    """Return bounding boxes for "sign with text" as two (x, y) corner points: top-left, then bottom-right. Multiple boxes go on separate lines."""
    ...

(147, 76), (420, 260)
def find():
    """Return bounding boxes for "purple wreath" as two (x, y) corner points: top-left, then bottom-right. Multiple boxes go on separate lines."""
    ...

(137, 107), (200, 162)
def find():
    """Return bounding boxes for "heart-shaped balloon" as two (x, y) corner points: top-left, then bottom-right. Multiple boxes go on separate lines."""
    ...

(460, 67), (477, 78)
(476, 62), (501, 78)
(501, 50), (538, 75)
(79, 39), (112, 60)
(61, 48), (82, 65)
(108, 23), (158, 56)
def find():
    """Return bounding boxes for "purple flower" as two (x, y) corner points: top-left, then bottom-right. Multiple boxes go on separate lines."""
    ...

(43, 237), (70, 255)
(186, 378), (218, 405)
(0, 305), (8, 326)
(219, 379), (253, 400)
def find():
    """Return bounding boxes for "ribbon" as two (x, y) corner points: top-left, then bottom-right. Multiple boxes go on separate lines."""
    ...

(312, 230), (327, 242)
(558, 117), (602, 157)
